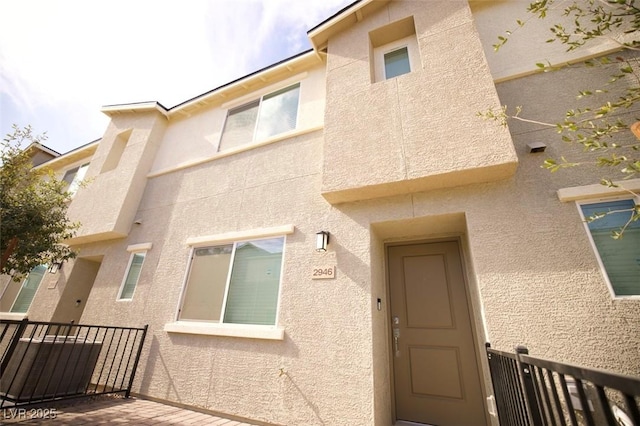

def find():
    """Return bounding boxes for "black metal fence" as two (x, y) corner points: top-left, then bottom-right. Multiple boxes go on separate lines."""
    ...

(0, 319), (147, 408)
(486, 343), (640, 426)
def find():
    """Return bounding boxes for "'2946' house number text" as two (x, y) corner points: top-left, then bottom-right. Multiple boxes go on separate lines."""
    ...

(312, 266), (336, 279)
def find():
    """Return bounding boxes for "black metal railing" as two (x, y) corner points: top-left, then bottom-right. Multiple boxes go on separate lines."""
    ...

(0, 319), (147, 408)
(486, 343), (640, 426)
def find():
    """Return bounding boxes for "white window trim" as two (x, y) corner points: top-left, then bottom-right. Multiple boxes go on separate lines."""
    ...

(116, 243), (152, 301)
(217, 82), (302, 152)
(186, 225), (294, 247)
(576, 196), (640, 300)
(167, 225), (294, 339)
(557, 178), (640, 202)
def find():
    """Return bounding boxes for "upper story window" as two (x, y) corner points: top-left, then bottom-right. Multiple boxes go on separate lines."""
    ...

(62, 163), (89, 196)
(218, 83), (301, 152)
(179, 236), (285, 326)
(384, 47), (411, 79)
(10, 265), (47, 313)
(578, 198), (640, 297)
(370, 16), (419, 83)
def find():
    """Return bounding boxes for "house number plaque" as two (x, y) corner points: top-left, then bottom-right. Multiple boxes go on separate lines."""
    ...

(311, 265), (336, 280)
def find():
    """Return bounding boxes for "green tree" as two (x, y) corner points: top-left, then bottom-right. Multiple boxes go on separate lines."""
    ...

(480, 0), (640, 235)
(1, 125), (78, 279)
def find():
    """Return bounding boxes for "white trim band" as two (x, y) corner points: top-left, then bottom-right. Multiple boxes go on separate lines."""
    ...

(127, 242), (153, 252)
(557, 179), (640, 202)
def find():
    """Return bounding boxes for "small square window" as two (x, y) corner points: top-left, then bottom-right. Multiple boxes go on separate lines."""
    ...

(179, 236), (285, 325)
(579, 199), (640, 296)
(118, 252), (146, 300)
(384, 47), (411, 79)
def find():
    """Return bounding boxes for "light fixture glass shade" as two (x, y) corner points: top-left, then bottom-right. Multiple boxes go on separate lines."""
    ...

(316, 231), (329, 252)
(48, 262), (62, 274)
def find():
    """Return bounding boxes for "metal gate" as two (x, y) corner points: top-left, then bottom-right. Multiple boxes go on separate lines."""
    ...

(0, 319), (147, 408)
(486, 343), (640, 426)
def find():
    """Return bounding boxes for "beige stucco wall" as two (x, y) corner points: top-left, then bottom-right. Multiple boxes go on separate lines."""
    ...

(470, 0), (632, 81)
(150, 66), (326, 175)
(66, 111), (167, 244)
(322, 0), (517, 203)
(78, 129), (380, 425)
(5, 1), (639, 424)
(72, 66), (640, 423)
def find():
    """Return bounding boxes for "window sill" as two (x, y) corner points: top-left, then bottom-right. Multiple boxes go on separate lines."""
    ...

(164, 321), (285, 340)
(0, 312), (28, 321)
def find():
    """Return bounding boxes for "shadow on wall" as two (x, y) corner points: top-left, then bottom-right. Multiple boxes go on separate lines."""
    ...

(138, 336), (181, 402)
(279, 369), (325, 426)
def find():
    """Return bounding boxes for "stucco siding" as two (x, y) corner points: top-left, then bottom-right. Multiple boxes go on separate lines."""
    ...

(322, 0), (517, 203)
(150, 65), (326, 176)
(4, 1), (639, 424)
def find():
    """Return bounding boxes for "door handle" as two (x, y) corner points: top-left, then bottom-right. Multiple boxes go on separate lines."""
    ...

(393, 328), (400, 357)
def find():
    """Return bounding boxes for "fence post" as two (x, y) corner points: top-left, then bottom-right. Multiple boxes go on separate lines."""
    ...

(515, 345), (544, 426)
(0, 318), (28, 377)
(125, 324), (148, 398)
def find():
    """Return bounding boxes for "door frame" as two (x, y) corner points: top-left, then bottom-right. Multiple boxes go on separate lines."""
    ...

(384, 236), (490, 425)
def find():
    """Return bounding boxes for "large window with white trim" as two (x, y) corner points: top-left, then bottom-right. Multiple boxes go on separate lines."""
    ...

(10, 265), (47, 313)
(179, 236), (285, 325)
(218, 83), (300, 152)
(579, 198), (640, 296)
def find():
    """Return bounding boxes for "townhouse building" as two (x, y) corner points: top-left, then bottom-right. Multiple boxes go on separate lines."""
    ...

(2, 1), (639, 424)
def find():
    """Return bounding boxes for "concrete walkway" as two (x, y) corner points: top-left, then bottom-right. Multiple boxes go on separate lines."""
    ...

(1, 396), (259, 425)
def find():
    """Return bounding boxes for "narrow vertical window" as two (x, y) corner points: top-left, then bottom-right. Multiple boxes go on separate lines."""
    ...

(384, 47), (411, 79)
(118, 252), (146, 300)
(580, 199), (640, 296)
(10, 265), (47, 313)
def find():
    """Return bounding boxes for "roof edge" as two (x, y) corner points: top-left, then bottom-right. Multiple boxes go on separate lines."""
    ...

(101, 101), (169, 117)
(168, 49), (318, 115)
(308, 0), (389, 51)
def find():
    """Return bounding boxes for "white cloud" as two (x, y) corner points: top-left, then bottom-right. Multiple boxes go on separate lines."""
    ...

(0, 0), (353, 152)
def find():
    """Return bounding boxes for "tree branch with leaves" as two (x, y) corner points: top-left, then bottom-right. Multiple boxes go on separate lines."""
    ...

(479, 0), (640, 234)
(1, 125), (79, 279)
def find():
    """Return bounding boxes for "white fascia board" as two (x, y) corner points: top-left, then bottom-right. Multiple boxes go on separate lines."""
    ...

(167, 51), (319, 117)
(101, 102), (169, 117)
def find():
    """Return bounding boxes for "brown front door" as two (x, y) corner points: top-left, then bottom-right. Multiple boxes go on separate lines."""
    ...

(388, 241), (486, 425)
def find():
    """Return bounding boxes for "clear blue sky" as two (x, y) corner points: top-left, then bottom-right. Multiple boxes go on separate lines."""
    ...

(0, 0), (353, 154)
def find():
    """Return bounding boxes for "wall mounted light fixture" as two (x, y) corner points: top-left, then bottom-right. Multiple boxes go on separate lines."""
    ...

(316, 231), (330, 252)
(526, 141), (547, 153)
(48, 262), (63, 274)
